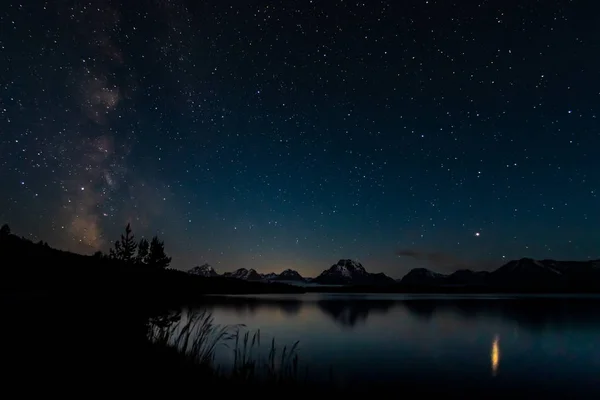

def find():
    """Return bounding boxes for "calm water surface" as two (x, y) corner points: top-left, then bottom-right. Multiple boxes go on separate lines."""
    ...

(183, 293), (600, 393)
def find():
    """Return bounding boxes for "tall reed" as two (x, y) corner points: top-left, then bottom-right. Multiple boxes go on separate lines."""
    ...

(148, 309), (301, 383)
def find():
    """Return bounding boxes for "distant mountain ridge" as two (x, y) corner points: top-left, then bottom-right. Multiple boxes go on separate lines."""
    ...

(186, 257), (600, 292)
(312, 259), (395, 285)
(200, 259), (396, 286)
(223, 268), (263, 281)
(400, 257), (600, 291)
(187, 263), (218, 277)
(270, 269), (305, 282)
(188, 266), (309, 283)
(0, 230), (304, 296)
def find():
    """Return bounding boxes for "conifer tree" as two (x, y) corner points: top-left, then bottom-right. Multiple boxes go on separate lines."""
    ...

(109, 223), (137, 263)
(147, 236), (171, 269)
(0, 224), (10, 238)
(136, 238), (149, 265)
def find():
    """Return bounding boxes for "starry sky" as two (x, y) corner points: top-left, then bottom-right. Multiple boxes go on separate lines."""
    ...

(1, 0), (598, 278)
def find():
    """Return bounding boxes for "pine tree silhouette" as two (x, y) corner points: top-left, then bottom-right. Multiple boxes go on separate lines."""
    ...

(0, 224), (10, 238)
(109, 241), (121, 259)
(147, 236), (171, 269)
(109, 223), (137, 263)
(136, 238), (149, 266)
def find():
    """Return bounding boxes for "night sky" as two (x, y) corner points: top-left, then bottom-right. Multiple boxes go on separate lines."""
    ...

(1, 0), (598, 278)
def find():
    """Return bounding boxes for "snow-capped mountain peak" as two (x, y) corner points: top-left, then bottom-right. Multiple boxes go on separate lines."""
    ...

(187, 263), (218, 277)
(261, 272), (278, 280)
(326, 259), (367, 278)
(224, 268), (262, 281)
(277, 269), (304, 280)
(260, 269), (305, 282)
(313, 259), (394, 285)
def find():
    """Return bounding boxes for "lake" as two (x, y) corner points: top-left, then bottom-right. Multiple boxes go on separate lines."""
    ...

(181, 293), (600, 394)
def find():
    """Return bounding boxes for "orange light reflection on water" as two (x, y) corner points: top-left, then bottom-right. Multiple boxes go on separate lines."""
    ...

(491, 335), (500, 376)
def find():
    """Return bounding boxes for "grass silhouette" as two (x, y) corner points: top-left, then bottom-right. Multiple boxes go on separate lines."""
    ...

(148, 309), (303, 386)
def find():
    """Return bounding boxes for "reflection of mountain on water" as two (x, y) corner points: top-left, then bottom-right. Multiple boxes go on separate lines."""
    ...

(196, 295), (600, 333)
(198, 296), (303, 316)
(400, 298), (600, 332)
(402, 301), (436, 321)
(317, 300), (396, 328)
(317, 297), (600, 330)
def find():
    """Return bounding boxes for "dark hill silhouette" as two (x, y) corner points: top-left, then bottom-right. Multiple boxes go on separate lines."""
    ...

(0, 226), (304, 395)
(2, 225), (598, 296)
(399, 268), (446, 286)
(0, 232), (304, 298)
(397, 257), (600, 293)
(307, 257), (600, 293)
(306, 257), (600, 293)
(447, 269), (489, 285)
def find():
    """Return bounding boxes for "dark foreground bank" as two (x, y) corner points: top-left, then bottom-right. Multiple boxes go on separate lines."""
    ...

(3, 291), (595, 399)
(2, 232), (599, 397)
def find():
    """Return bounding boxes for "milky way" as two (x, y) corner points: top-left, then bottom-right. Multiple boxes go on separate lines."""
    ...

(1, 1), (598, 278)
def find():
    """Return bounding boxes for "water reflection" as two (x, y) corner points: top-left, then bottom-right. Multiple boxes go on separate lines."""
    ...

(197, 295), (600, 332)
(198, 295), (303, 317)
(491, 335), (500, 376)
(399, 298), (600, 332)
(186, 294), (600, 394)
(316, 299), (395, 328)
(402, 300), (436, 321)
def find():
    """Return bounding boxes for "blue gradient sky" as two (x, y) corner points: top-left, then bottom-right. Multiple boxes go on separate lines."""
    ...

(1, 0), (598, 278)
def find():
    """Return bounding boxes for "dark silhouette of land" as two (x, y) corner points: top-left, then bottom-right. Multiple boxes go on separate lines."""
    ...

(0, 224), (305, 395)
(304, 258), (600, 294)
(0, 227), (304, 298)
(2, 223), (600, 397)
(4, 223), (597, 298)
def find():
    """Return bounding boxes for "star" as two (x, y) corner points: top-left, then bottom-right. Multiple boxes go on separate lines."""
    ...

(0, 0), (597, 278)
